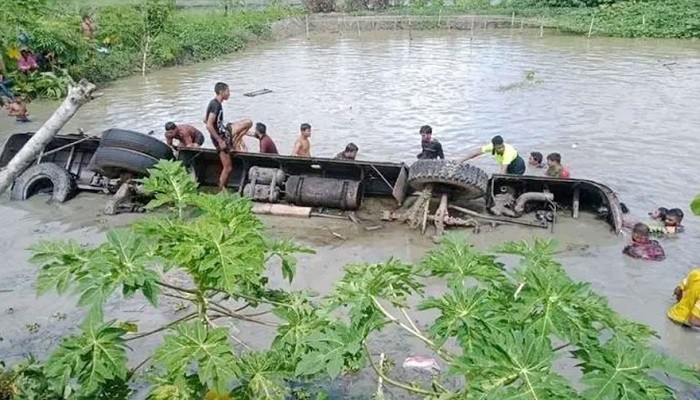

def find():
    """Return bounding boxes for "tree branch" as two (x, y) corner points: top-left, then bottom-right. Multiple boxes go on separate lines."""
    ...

(157, 281), (197, 294)
(208, 302), (279, 327)
(125, 312), (197, 342)
(364, 342), (440, 396)
(371, 296), (455, 362)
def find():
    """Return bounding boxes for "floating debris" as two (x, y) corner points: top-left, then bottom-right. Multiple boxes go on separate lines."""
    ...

(497, 70), (542, 92)
(402, 356), (440, 372)
(243, 88), (273, 97)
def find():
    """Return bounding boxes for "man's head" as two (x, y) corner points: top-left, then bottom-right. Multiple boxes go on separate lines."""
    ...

(254, 122), (267, 138)
(631, 223), (650, 243)
(529, 151), (543, 166)
(649, 207), (668, 221)
(214, 82), (230, 101)
(419, 125), (432, 142)
(164, 121), (177, 134)
(665, 208), (684, 227)
(300, 123), (311, 138)
(343, 142), (359, 160)
(546, 152), (562, 167)
(20, 49), (30, 58)
(491, 135), (505, 155)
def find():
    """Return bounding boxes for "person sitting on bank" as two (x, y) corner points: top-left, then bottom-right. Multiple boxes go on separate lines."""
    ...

(18, 49), (39, 73)
(458, 135), (525, 175)
(164, 122), (204, 148)
(5, 97), (29, 122)
(248, 122), (278, 154)
(668, 268), (700, 328)
(416, 125), (444, 160)
(335, 142), (358, 160)
(622, 223), (665, 261)
(528, 151), (546, 169)
(545, 152), (570, 178)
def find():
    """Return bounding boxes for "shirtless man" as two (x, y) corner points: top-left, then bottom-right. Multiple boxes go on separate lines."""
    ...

(5, 97), (29, 122)
(164, 122), (204, 148)
(291, 123), (312, 157)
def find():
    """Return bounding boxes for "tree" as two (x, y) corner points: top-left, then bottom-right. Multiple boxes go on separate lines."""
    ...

(2, 160), (698, 399)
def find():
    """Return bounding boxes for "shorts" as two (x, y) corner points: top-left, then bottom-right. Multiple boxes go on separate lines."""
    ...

(195, 131), (204, 146)
(506, 155), (526, 175)
(211, 131), (232, 152)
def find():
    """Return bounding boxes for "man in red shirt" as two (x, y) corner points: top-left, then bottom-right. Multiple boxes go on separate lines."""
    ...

(545, 152), (570, 179)
(249, 122), (278, 154)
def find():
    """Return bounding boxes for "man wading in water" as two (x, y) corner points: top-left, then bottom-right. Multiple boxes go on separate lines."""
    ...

(205, 82), (252, 191)
(417, 125), (444, 160)
(458, 135), (526, 175)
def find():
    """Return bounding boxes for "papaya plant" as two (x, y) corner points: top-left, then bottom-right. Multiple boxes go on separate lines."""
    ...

(3, 160), (698, 399)
(691, 194), (700, 215)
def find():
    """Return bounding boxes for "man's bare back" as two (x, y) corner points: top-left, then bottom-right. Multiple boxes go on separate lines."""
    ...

(292, 136), (311, 157)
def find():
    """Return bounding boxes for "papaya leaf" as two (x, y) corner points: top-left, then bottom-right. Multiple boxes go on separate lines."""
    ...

(419, 287), (505, 350)
(231, 351), (288, 399)
(154, 322), (238, 395)
(420, 235), (508, 286)
(266, 239), (315, 283)
(454, 328), (579, 399)
(691, 194), (700, 216)
(140, 159), (198, 215)
(30, 240), (89, 296)
(295, 324), (362, 380)
(272, 295), (329, 361)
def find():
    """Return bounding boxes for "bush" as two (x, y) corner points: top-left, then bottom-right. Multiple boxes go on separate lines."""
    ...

(303, 0), (336, 13)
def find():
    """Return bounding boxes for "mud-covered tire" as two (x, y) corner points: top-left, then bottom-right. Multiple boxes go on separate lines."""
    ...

(408, 159), (489, 199)
(100, 128), (174, 160)
(10, 163), (77, 202)
(89, 146), (159, 179)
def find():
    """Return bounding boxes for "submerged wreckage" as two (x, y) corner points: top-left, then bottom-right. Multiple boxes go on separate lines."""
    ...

(0, 129), (623, 235)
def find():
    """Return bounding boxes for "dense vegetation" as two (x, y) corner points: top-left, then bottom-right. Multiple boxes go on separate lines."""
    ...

(0, 160), (698, 399)
(0, 0), (298, 99)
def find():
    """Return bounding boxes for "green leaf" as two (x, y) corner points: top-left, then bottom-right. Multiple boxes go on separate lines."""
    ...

(232, 351), (288, 399)
(266, 239), (315, 283)
(140, 159), (199, 214)
(691, 194), (700, 216)
(30, 240), (89, 295)
(294, 324), (361, 380)
(420, 235), (508, 286)
(154, 322), (238, 394)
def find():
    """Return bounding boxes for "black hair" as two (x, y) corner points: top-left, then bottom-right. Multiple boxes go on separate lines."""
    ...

(255, 122), (266, 135)
(491, 135), (504, 155)
(620, 202), (629, 214)
(419, 125), (432, 135)
(300, 123), (311, 132)
(164, 121), (176, 131)
(547, 152), (562, 164)
(633, 222), (650, 236)
(214, 82), (228, 94)
(345, 142), (358, 152)
(530, 151), (543, 164)
(668, 208), (684, 220)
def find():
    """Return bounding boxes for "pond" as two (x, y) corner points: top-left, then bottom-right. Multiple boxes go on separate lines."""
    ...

(1, 28), (699, 396)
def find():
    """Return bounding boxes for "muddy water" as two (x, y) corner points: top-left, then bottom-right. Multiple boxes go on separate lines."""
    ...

(1, 28), (700, 395)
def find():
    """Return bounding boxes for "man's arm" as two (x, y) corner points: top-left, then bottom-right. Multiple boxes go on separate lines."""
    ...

(457, 147), (484, 163)
(499, 164), (508, 174)
(437, 142), (444, 160)
(164, 131), (175, 147)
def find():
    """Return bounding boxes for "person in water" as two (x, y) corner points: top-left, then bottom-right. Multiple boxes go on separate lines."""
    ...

(622, 223), (665, 261)
(5, 97), (29, 122)
(335, 142), (358, 160)
(205, 82), (234, 191)
(248, 122), (278, 154)
(528, 151), (546, 169)
(416, 125), (444, 160)
(458, 135), (525, 175)
(545, 152), (570, 178)
(164, 122), (204, 148)
(292, 123), (312, 157)
(668, 268), (700, 328)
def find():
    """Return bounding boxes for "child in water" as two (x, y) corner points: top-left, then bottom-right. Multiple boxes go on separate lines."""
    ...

(622, 223), (665, 261)
(668, 269), (700, 328)
(648, 207), (684, 235)
(5, 97), (29, 122)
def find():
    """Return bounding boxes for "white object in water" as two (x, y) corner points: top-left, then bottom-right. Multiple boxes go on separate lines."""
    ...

(402, 356), (440, 372)
(572, 143), (579, 148)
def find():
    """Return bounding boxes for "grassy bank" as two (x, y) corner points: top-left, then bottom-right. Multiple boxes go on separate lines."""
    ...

(320, 0), (699, 39)
(1, 0), (300, 100)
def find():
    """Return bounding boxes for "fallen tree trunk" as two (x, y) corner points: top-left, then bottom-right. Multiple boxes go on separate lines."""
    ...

(0, 79), (97, 197)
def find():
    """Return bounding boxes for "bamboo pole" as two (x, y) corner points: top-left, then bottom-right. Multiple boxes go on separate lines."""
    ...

(587, 14), (595, 37)
(511, 11), (515, 28)
(305, 14), (310, 38)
